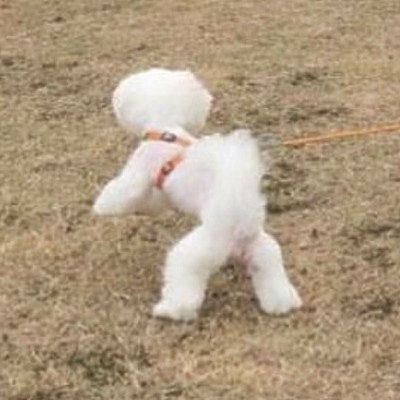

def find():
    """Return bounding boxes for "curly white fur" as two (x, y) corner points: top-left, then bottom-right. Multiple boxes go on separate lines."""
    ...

(112, 68), (212, 135)
(93, 68), (302, 321)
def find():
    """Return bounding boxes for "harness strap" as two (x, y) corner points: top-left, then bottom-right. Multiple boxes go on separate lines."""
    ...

(143, 130), (195, 189)
(155, 153), (184, 189)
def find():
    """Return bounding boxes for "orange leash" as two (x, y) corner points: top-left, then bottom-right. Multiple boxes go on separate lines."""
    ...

(282, 122), (400, 147)
(143, 123), (400, 188)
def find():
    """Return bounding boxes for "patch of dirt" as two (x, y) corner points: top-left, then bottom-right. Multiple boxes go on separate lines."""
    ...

(1, 0), (400, 399)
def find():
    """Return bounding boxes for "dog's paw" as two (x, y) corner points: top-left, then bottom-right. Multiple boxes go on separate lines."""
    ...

(152, 300), (198, 322)
(258, 282), (302, 315)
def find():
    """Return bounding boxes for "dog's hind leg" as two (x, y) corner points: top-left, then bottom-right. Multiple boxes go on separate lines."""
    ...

(247, 231), (302, 314)
(153, 225), (229, 321)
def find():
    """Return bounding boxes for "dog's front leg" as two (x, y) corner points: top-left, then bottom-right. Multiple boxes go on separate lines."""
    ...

(93, 143), (171, 216)
(153, 225), (229, 321)
(93, 167), (152, 216)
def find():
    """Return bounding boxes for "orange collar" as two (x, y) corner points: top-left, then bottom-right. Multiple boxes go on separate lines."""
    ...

(143, 130), (195, 189)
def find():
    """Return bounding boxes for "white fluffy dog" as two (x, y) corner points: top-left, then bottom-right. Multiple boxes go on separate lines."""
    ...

(93, 68), (302, 321)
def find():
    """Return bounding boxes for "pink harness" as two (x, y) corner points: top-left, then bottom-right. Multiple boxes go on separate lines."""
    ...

(143, 130), (196, 189)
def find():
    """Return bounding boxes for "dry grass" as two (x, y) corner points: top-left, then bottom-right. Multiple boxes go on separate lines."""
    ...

(1, 0), (400, 399)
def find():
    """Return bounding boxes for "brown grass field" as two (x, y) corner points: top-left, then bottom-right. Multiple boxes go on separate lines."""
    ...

(1, 0), (400, 399)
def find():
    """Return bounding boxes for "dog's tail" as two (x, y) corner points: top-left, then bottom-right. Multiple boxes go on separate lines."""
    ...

(112, 68), (212, 135)
(200, 130), (266, 244)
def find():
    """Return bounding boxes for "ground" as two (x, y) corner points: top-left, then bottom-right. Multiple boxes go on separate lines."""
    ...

(1, 0), (400, 399)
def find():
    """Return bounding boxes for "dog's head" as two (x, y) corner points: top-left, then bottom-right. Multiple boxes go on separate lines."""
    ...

(112, 68), (212, 137)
